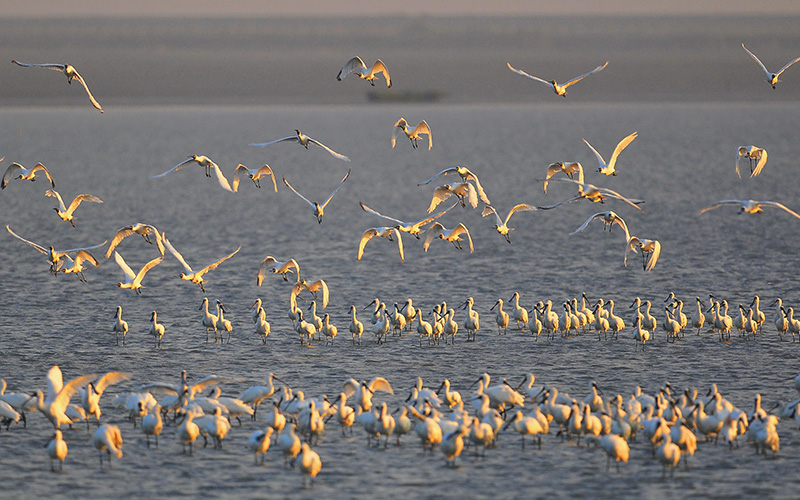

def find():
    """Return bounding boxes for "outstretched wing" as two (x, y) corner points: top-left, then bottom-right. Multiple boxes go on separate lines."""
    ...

(506, 62), (552, 87)
(93, 371), (133, 395)
(418, 167), (458, 186)
(1, 163), (22, 189)
(427, 185), (454, 213)
(336, 56), (367, 80)
(761, 201), (800, 220)
(6, 224), (48, 254)
(392, 228), (404, 262)
(735, 147), (746, 179)
(320, 168), (351, 209)
(751, 149), (768, 178)
(210, 164), (234, 192)
(371, 59), (391, 88)
(454, 223), (474, 253)
(196, 245), (241, 277)
(505, 204), (536, 225)
(360, 202), (404, 226)
(776, 55), (800, 78)
(561, 61), (609, 89)
(697, 200), (743, 215)
(357, 228), (379, 261)
(597, 187), (645, 212)
(367, 376), (394, 394)
(69, 70), (104, 113)
(307, 137), (350, 162)
(30, 163), (56, 188)
(65, 193), (103, 217)
(72, 250), (99, 268)
(249, 136), (297, 147)
(11, 60), (66, 71)
(582, 138), (607, 167)
(231, 164), (248, 193)
(608, 131), (638, 169)
(150, 157), (194, 178)
(481, 205), (502, 225)
(44, 189), (68, 212)
(742, 43), (771, 78)
(161, 235), (194, 273)
(282, 176), (316, 209)
(113, 251), (137, 281)
(256, 256), (277, 286)
(536, 195), (582, 210)
(624, 236), (641, 268)
(415, 120), (433, 150)
(254, 164), (278, 192)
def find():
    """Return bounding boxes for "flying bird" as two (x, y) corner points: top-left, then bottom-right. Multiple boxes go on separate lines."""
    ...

(570, 211), (631, 241)
(114, 251), (163, 294)
(162, 235), (241, 292)
(359, 201), (454, 239)
(6, 224), (105, 275)
(543, 162), (583, 194)
(736, 146), (768, 179)
(427, 182), (478, 213)
(292, 279), (329, 308)
(418, 166), (491, 205)
(59, 250), (100, 282)
(584, 131), (638, 176)
(150, 155), (233, 192)
(742, 43), (800, 89)
(697, 199), (800, 219)
(392, 118), (432, 150)
(44, 189), (103, 227)
(12, 60), (103, 112)
(481, 204), (536, 243)
(424, 222), (474, 253)
(105, 223), (162, 258)
(1, 161), (55, 190)
(625, 236), (662, 272)
(283, 169), (351, 224)
(250, 129), (350, 162)
(232, 164), (277, 192)
(257, 256), (300, 285)
(536, 179), (644, 211)
(357, 227), (404, 262)
(507, 61), (608, 97)
(337, 56), (391, 88)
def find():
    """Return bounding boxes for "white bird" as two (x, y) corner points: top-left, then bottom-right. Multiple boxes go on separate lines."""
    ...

(418, 166), (491, 205)
(257, 256), (300, 284)
(625, 236), (662, 272)
(46, 429), (68, 472)
(543, 161), (583, 194)
(359, 201), (453, 239)
(6, 224), (106, 275)
(33, 366), (97, 429)
(162, 235), (240, 292)
(491, 299), (510, 335)
(427, 182), (479, 213)
(697, 199), (800, 219)
(297, 442), (322, 488)
(503, 410), (545, 449)
(149, 310), (166, 348)
(343, 377), (394, 412)
(507, 60), (608, 97)
(113, 251), (163, 295)
(80, 371), (132, 427)
(584, 131), (638, 176)
(536, 178), (644, 211)
(587, 433), (630, 472)
(251, 129), (350, 161)
(736, 146), (768, 179)
(238, 373), (284, 420)
(44, 188), (103, 227)
(0, 379), (36, 428)
(59, 250), (100, 282)
(357, 226), (404, 262)
(508, 292), (529, 329)
(291, 278), (330, 308)
(481, 204), (536, 243)
(337, 56), (391, 87)
(392, 118), (432, 150)
(278, 424), (302, 466)
(12, 60), (103, 112)
(150, 155), (234, 192)
(570, 210), (631, 241)
(742, 43), (800, 89)
(105, 223), (162, 258)
(423, 222), (474, 253)
(322, 313), (338, 344)
(255, 309), (271, 344)
(283, 169), (351, 224)
(248, 427), (274, 465)
(655, 433), (681, 477)
(215, 300), (234, 344)
(348, 305), (364, 345)
(1, 161), (55, 190)
(177, 410), (200, 454)
(441, 426), (468, 467)
(232, 163), (277, 192)
(142, 404), (163, 448)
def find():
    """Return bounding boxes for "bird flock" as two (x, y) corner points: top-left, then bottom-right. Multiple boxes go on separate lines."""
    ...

(3, 40), (800, 491)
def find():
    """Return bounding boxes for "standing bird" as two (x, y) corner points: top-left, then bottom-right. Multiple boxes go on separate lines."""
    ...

(736, 146), (768, 179)
(149, 311), (166, 348)
(248, 427), (275, 465)
(93, 424), (123, 467)
(46, 430), (68, 472)
(150, 155), (234, 192)
(349, 305), (364, 345)
(584, 131), (638, 176)
(44, 189), (103, 227)
(142, 404), (163, 448)
(12, 60), (104, 112)
(337, 56), (391, 87)
(506, 60), (608, 97)
(697, 199), (800, 219)
(231, 163), (277, 192)
(283, 169), (351, 224)
(297, 443), (322, 488)
(481, 204), (536, 243)
(251, 129), (350, 161)
(162, 235), (241, 292)
(392, 118), (432, 150)
(1, 161), (55, 190)
(742, 43), (800, 89)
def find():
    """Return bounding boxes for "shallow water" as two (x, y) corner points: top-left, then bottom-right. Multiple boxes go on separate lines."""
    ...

(1, 100), (800, 498)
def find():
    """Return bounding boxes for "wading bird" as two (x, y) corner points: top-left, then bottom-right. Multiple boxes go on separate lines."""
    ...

(283, 169), (351, 224)
(584, 131), (638, 176)
(1, 161), (55, 190)
(337, 56), (391, 87)
(251, 129), (350, 161)
(12, 60), (103, 112)
(507, 60), (608, 97)
(162, 235), (241, 292)
(742, 43), (800, 89)
(232, 163), (277, 192)
(736, 146), (768, 179)
(697, 199), (800, 219)
(45, 189), (103, 227)
(150, 155), (233, 192)
(392, 118), (432, 150)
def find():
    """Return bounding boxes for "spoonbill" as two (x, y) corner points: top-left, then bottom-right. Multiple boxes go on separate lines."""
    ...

(506, 60), (608, 97)
(59, 250), (100, 282)
(337, 56), (391, 87)
(44, 188), (103, 227)
(742, 43), (800, 89)
(150, 155), (234, 192)
(570, 211), (631, 240)
(283, 169), (351, 223)
(297, 442), (322, 488)
(46, 430), (68, 471)
(257, 256), (300, 284)
(248, 426), (274, 464)
(251, 129), (350, 161)
(291, 278), (330, 308)
(736, 146), (768, 179)
(536, 178), (644, 211)
(584, 131), (638, 176)
(80, 371), (132, 427)
(418, 166), (491, 205)
(625, 236), (662, 272)
(6, 224), (106, 275)
(34, 366), (97, 429)
(423, 222), (474, 253)
(149, 311), (165, 348)
(481, 204), (536, 243)
(697, 199), (800, 219)
(232, 163), (277, 192)
(162, 235), (240, 292)
(359, 201), (454, 239)
(1, 161), (55, 190)
(105, 223), (161, 258)
(427, 182), (479, 212)
(357, 226), (404, 262)
(12, 60), (103, 112)
(543, 161), (583, 194)
(392, 118), (432, 150)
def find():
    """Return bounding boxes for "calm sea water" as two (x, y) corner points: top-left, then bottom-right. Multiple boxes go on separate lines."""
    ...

(1, 101), (800, 498)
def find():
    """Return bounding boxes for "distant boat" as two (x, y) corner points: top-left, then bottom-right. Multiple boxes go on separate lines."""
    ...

(367, 90), (447, 103)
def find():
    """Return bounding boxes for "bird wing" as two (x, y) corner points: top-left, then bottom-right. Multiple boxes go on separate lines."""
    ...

(418, 167), (458, 186)
(391, 119), (405, 148)
(195, 245), (241, 278)
(93, 371), (133, 395)
(30, 163), (56, 188)
(44, 189), (68, 212)
(561, 61), (609, 89)
(427, 186), (453, 213)
(465, 183), (479, 208)
(161, 236), (194, 273)
(307, 137), (350, 162)
(231, 164), (248, 192)
(761, 201), (800, 220)
(254, 164), (278, 192)
(133, 255), (163, 285)
(65, 193), (103, 217)
(422, 223), (443, 252)
(46, 366), (64, 403)
(623, 236), (641, 268)
(608, 131), (638, 168)
(69, 69), (104, 113)
(189, 376), (230, 399)
(249, 136), (297, 147)
(282, 176), (316, 209)
(409, 203), (457, 230)
(320, 168), (351, 209)
(568, 163), (585, 184)
(105, 224), (156, 258)
(150, 157), (194, 178)
(256, 256), (277, 286)
(462, 168), (490, 204)
(481, 205), (502, 225)
(570, 212), (605, 236)
(597, 187), (645, 211)
(775, 55), (800, 78)
(72, 250), (99, 268)
(11, 60), (66, 71)
(741, 43), (771, 78)
(360, 201), (404, 226)
(135, 383), (178, 396)
(6, 224), (48, 254)
(392, 228), (404, 262)
(613, 216), (632, 242)
(1, 163), (23, 189)
(416, 120), (433, 150)
(454, 223), (474, 252)
(337, 56), (367, 80)
(543, 163), (564, 194)
(645, 240), (661, 272)
(368, 377), (394, 395)
(52, 373), (99, 413)
(310, 280), (329, 308)
(113, 251), (137, 281)
(357, 228), (379, 261)
(506, 62), (552, 87)
(697, 200), (743, 215)
(735, 147), (745, 179)
(342, 379), (360, 398)
(536, 195), (582, 210)
(751, 149), (768, 178)
(582, 138), (607, 167)
(371, 59), (391, 87)
(505, 204), (536, 225)
(210, 164), (234, 192)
